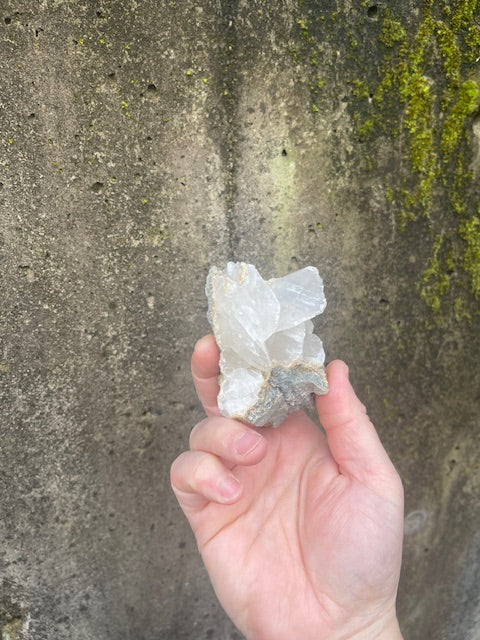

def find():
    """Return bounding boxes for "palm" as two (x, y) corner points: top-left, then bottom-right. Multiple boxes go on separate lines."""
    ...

(171, 337), (404, 640)
(190, 414), (401, 640)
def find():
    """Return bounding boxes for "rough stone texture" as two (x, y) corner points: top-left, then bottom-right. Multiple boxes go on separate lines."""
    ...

(0, 1), (479, 639)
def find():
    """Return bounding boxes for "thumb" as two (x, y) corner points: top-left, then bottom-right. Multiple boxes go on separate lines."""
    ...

(315, 360), (399, 487)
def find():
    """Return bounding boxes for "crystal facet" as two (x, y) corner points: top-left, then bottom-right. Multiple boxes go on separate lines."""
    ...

(206, 262), (328, 427)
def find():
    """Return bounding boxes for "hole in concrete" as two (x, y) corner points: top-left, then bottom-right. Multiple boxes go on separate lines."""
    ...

(367, 5), (378, 19)
(4, 16), (11, 24)
(281, 149), (287, 156)
(91, 181), (104, 193)
(147, 83), (157, 92)
(28, 112), (35, 119)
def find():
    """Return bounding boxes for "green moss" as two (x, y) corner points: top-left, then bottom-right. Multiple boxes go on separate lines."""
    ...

(297, 18), (311, 43)
(291, 1), (480, 319)
(352, 79), (369, 99)
(420, 235), (451, 313)
(366, 4), (480, 314)
(348, 31), (359, 49)
(355, 117), (374, 139)
(434, 20), (461, 85)
(379, 10), (407, 47)
(453, 295), (472, 321)
(120, 100), (131, 118)
(441, 79), (479, 157)
(451, 153), (473, 214)
(401, 73), (436, 175)
(459, 215), (480, 297)
(451, 0), (478, 32)
(464, 23), (480, 62)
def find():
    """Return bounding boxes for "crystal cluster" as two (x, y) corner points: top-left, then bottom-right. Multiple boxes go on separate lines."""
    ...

(206, 262), (328, 427)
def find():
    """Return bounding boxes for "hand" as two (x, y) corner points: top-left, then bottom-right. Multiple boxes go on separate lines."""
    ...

(171, 336), (404, 640)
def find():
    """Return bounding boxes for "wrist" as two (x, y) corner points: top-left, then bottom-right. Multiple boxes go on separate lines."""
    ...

(344, 612), (403, 640)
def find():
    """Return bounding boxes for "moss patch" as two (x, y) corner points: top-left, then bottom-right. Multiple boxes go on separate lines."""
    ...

(291, 0), (480, 319)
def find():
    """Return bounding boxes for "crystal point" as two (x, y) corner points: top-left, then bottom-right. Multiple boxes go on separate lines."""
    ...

(206, 262), (328, 427)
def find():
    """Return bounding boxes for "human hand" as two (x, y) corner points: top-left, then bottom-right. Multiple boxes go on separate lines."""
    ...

(171, 335), (404, 640)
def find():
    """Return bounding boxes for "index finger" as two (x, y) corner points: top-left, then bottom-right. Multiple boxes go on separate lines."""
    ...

(191, 335), (222, 416)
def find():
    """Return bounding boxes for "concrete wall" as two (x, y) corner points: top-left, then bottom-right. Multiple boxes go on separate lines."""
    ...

(1, 1), (479, 638)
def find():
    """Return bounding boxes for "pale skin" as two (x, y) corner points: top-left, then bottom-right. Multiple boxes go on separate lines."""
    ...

(171, 335), (405, 640)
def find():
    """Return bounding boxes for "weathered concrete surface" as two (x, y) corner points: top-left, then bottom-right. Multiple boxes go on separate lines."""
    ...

(0, 1), (479, 639)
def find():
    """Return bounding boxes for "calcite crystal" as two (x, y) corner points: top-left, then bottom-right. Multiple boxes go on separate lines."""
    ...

(206, 262), (328, 427)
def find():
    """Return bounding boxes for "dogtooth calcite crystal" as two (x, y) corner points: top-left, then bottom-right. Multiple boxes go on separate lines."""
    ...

(206, 262), (328, 427)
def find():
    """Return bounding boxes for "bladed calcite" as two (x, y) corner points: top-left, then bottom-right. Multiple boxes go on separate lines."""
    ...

(206, 262), (328, 427)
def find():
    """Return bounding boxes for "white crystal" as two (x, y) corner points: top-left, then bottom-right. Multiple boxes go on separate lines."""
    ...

(206, 262), (328, 427)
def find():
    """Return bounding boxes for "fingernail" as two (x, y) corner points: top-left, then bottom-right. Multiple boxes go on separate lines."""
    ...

(234, 430), (262, 456)
(218, 475), (242, 501)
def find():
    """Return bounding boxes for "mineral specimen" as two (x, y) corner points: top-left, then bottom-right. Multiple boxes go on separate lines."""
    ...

(206, 262), (328, 427)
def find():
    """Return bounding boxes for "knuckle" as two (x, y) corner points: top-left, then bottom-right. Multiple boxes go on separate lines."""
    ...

(188, 418), (209, 448)
(170, 451), (189, 486)
(191, 454), (211, 487)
